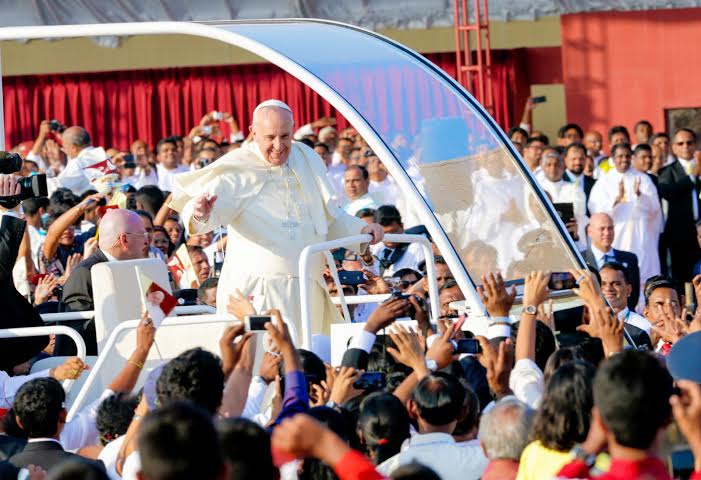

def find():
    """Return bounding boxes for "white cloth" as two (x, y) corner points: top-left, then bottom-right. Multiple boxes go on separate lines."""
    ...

(27, 224), (44, 271)
(171, 141), (367, 336)
(508, 358), (544, 409)
(327, 163), (346, 198)
(293, 123), (315, 141)
(0, 369), (50, 409)
(342, 193), (380, 216)
(377, 432), (488, 480)
(241, 376), (270, 420)
(46, 147), (108, 195)
(369, 176), (402, 209)
(564, 170), (587, 195)
(537, 176), (588, 250)
(157, 163), (189, 192)
(121, 451), (141, 480)
(587, 168), (662, 286)
(98, 435), (124, 480)
(618, 307), (652, 335)
(371, 241), (426, 277)
(124, 167), (158, 189)
(60, 389), (114, 451)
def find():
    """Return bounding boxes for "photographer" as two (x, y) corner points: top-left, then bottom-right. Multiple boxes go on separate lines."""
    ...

(0, 174), (49, 372)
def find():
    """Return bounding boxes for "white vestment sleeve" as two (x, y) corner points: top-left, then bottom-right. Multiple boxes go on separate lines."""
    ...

(508, 359), (544, 409)
(60, 389), (114, 451)
(241, 377), (270, 419)
(0, 369), (51, 409)
(181, 175), (243, 236)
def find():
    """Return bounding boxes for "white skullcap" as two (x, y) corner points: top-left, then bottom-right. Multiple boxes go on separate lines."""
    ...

(253, 99), (292, 117)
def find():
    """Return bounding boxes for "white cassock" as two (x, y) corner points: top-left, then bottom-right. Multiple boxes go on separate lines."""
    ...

(536, 176), (589, 251)
(170, 141), (368, 339)
(588, 168), (663, 286)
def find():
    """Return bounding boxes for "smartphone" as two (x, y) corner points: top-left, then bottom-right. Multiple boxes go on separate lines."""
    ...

(453, 338), (482, 354)
(244, 315), (271, 331)
(390, 290), (410, 301)
(199, 158), (210, 169)
(353, 371), (386, 390)
(49, 119), (66, 133)
(553, 202), (574, 223)
(123, 161), (137, 169)
(549, 272), (577, 291)
(202, 125), (213, 135)
(338, 270), (366, 286)
(532, 95), (547, 104)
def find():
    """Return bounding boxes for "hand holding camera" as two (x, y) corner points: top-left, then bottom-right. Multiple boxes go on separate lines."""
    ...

(0, 152), (48, 209)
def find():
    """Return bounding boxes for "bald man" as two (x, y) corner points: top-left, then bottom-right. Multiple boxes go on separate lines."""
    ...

(171, 100), (384, 339)
(46, 126), (109, 195)
(58, 209), (149, 355)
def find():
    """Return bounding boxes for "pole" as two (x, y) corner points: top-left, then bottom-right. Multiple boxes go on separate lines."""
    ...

(0, 47), (5, 151)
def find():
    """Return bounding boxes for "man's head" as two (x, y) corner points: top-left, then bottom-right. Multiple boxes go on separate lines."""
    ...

(409, 372), (466, 433)
(434, 256), (454, 289)
(195, 147), (218, 169)
(564, 143), (587, 175)
(611, 143), (632, 173)
(198, 277), (218, 308)
(392, 268), (421, 292)
(131, 139), (148, 159)
(313, 142), (332, 167)
(61, 126), (91, 160)
(583, 131), (603, 155)
(592, 350), (673, 451)
(187, 232), (213, 249)
(336, 137), (354, 160)
(138, 402), (225, 480)
(156, 348), (224, 415)
(134, 210), (155, 244)
(375, 205), (403, 249)
(366, 152), (388, 182)
(439, 280), (464, 318)
(599, 262), (631, 313)
(187, 245), (211, 283)
(318, 126), (338, 151)
(136, 185), (165, 218)
(523, 136), (547, 170)
(587, 212), (615, 251)
(643, 275), (680, 329)
(344, 165), (370, 201)
(250, 102), (294, 167)
(634, 120), (653, 145)
(156, 138), (181, 170)
(672, 128), (697, 161)
(14, 377), (65, 438)
(557, 123), (583, 147)
(650, 132), (671, 158)
(508, 127), (528, 146)
(218, 418), (276, 480)
(540, 148), (565, 182)
(632, 144), (653, 173)
(98, 209), (149, 260)
(355, 208), (376, 225)
(608, 125), (630, 147)
(479, 398), (533, 461)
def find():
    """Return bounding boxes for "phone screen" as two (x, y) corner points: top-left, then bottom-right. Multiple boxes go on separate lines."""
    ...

(353, 372), (386, 390)
(245, 315), (271, 331)
(454, 338), (481, 354)
(338, 270), (366, 286)
(548, 272), (577, 290)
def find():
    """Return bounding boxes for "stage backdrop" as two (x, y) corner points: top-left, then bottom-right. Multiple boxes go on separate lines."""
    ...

(2, 52), (516, 151)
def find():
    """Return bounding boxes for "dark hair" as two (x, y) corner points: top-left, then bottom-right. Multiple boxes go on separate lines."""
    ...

(152, 225), (175, 256)
(635, 120), (653, 130)
(49, 188), (80, 217)
(531, 361), (595, 451)
(674, 127), (698, 142)
(136, 185), (165, 218)
(564, 142), (586, 157)
(280, 349), (326, 388)
(139, 402), (222, 480)
(197, 277), (219, 304)
(610, 142), (632, 158)
(644, 275), (677, 305)
(633, 143), (652, 156)
(452, 381), (480, 438)
(156, 348), (224, 415)
(46, 458), (108, 480)
(95, 392), (138, 445)
(218, 417), (276, 480)
(156, 137), (178, 154)
(608, 125), (630, 142)
(358, 393), (411, 465)
(13, 377), (65, 438)
(300, 407), (353, 480)
(375, 205), (402, 226)
(314, 142), (330, 154)
(600, 261), (630, 286)
(133, 209), (154, 226)
(508, 126), (528, 140)
(649, 132), (670, 143)
(299, 138), (314, 148)
(346, 164), (369, 180)
(392, 268), (421, 281)
(526, 135), (549, 147)
(355, 208), (376, 219)
(594, 350), (673, 449)
(22, 197), (48, 216)
(412, 372), (465, 426)
(511, 320), (557, 371)
(439, 279), (459, 293)
(3, 408), (27, 439)
(543, 347), (582, 386)
(558, 123), (583, 139)
(391, 463), (441, 480)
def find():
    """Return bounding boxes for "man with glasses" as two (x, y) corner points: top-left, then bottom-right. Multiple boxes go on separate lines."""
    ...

(659, 128), (701, 282)
(59, 209), (149, 355)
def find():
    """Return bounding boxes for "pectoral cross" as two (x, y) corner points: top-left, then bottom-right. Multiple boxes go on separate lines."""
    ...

(282, 218), (300, 240)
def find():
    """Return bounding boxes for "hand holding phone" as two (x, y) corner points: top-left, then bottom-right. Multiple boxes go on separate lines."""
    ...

(353, 371), (386, 390)
(244, 315), (271, 331)
(549, 272), (577, 291)
(452, 338), (482, 354)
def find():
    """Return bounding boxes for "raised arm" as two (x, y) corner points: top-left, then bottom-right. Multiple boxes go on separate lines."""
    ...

(43, 194), (101, 260)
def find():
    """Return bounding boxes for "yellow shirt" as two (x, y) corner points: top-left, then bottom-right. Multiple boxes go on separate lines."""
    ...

(516, 441), (571, 480)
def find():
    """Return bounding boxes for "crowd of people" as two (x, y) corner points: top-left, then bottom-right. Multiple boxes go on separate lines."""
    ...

(0, 99), (701, 480)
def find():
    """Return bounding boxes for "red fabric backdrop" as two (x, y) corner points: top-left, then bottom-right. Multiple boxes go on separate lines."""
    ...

(2, 51), (516, 151)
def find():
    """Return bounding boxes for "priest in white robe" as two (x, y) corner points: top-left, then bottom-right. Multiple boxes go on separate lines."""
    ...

(587, 143), (662, 288)
(169, 100), (384, 338)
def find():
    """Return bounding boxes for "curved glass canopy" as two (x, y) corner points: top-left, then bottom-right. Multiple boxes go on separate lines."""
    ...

(0, 19), (586, 313)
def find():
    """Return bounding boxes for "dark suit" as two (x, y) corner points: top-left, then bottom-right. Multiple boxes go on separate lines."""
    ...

(0, 436), (25, 461)
(0, 215), (48, 372)
(9, 440), (104, 472)
(658, 160), (701, 282)
(581, 247), (640, 309)
(55, 250), (109, 356)
(564, 171), (596, 211)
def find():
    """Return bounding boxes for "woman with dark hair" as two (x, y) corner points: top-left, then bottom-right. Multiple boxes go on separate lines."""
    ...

(151, 225), (174, 257)
(299, 406), (353, 480)
(516, 361), (596, 480)
(357, 392), (411, 466)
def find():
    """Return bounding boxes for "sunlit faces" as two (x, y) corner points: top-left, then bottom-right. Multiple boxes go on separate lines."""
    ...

(672, 130), (697, 161)
(564, 145), (586, 175)
(587, 213), (615, 251)
(599, 266), (631, 312)
(632, 148), (653, 173)
(250, 107), (294, 167)
(157, 140), (180, 169)
(541, 150), (565, 182)
(190, 249), (211, 282)
(344, 166), (369, 200)
(611, 145), (632, 173)
(643, 286), (680, 328)
(584, 131), (603, 155)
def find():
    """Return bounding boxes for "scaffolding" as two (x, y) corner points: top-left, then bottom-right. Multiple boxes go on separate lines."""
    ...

(453, 0), (494, 115)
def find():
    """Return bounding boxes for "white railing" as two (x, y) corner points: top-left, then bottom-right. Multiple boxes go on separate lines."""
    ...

(40, 305), (215, 324)
(66, 314), (237, 421)
(0, 326), (86, 392)
(299, 233), (439, 349)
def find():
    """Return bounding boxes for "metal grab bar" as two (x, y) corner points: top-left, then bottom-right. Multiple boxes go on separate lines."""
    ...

(66, 314), (238, 421)
(40, 305), (215, 324)
(0, 326), (87, 392)
(299, 233), (439, 349)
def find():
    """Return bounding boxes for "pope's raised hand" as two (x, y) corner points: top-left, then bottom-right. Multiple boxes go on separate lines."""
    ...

(361, 223), (384, 245)
(193, 194), (218, 222)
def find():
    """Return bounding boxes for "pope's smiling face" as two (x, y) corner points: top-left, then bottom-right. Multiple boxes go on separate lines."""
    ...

(251, 106), (294, 166)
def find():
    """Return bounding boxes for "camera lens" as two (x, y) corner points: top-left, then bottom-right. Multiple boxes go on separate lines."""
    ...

(0, 152), (23, 174)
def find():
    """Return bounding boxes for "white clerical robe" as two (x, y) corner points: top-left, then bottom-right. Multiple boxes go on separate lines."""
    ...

(587, 168), (662, 286)
(537, 177), (588, 251)
(170, 141), (367, 339)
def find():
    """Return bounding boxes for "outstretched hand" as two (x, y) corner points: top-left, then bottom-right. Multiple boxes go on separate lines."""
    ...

(193, 194), (217, 222)
(361, 223), (384, 245)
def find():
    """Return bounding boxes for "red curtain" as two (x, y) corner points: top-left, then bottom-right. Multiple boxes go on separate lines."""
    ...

(2, 51), (516, 151)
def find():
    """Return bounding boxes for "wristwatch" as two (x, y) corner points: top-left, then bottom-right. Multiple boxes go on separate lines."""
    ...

(523, 305), (538, 316)
(425, 359), (438, 372)
(569, 445), (597, 468)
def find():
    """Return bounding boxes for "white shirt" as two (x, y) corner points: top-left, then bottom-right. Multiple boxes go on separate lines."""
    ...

(156, 163), (189, 192)
(327, 163), (346, 198)
(371, 241), (425, 277)
(124, 167), (158, 189)
(618, 307), (652, 335)
(60, 388), (114, 451)
(342, 193), (380, 216)
(369, 176), (401, 207)
(98, 435), (124, 480)
(508, 358), (543, 409)
(377, 432), (488, 480)
(0, 369), (51, 409)
(27, 224), (45, 271)
(590, 244), (615, 269)
(46, 147), (107, 195)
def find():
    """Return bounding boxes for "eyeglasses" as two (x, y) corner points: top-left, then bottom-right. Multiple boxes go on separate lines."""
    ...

(123, 232), (149, 240)
(676, 141), (695, 146)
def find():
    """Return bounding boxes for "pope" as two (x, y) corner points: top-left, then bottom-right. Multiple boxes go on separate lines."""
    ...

(170, 100), (384, 339)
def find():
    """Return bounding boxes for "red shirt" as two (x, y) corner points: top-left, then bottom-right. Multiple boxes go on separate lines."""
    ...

(481, 459), (520, 480)
(557, 456), (701, 480)
(334, 450), (385, 480)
